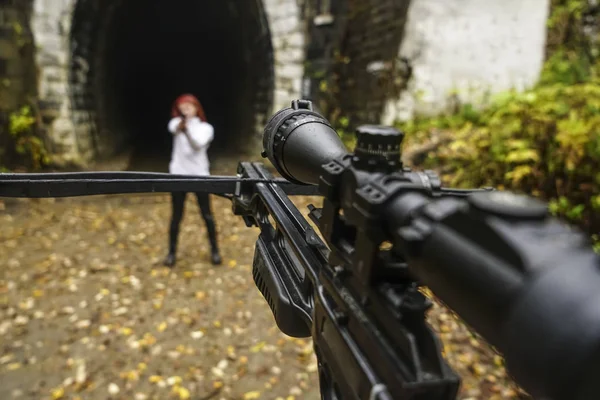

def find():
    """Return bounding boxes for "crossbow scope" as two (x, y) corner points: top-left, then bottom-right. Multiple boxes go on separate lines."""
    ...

(257, 100), (600, 400)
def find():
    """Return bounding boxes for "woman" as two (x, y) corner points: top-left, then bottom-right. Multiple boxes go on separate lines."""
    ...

(164, 94), (221, 267)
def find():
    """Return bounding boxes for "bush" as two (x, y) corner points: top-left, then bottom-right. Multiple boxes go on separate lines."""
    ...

(6, 105), (49, 170)
(399, 83), (600, 236)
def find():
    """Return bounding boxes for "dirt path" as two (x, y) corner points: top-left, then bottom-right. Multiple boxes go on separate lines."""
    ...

(0, 160), (526, 400)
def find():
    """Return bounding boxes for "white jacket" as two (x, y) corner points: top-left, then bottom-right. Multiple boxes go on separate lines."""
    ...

(168, 117), (214, 176)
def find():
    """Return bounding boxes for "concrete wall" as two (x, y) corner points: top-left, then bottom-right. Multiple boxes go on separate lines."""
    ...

(382, 0), (550, 124)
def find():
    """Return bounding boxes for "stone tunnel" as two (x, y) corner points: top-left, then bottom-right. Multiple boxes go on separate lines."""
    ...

(31, 0), (306, 167)
(69, 0), (277, 160)
(2, 0), (551, 168)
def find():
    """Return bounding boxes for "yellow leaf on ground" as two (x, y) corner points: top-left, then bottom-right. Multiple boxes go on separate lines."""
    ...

(157, 322), (167, 332)
(244, 391), (261, 399)
(6, 362), (21, 370)
(493, 355), (504, 367)
(175, 386), (191, 399)
(213, 381), (224, 389)
(250, 341), (266, 353)
(51, 387), (65, 399)
(227, 345), (236, 359)
(471, 363), (486, 376)
(120, 370), (139, 381)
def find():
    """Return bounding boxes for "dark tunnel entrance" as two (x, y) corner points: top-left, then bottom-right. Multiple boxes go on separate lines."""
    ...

(70, 0), (275, 171)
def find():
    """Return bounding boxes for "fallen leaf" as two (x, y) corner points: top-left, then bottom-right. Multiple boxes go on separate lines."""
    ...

(213, 380), (224, 389)
(244, 391), (261, 399)
(51, 387), (65, 399)
(250, 341), (266, 353)
(120, 370), (140, 382)
(173, 386), (191, 399)
(120, 327), (133, 336)
(6, 362), (21, 370)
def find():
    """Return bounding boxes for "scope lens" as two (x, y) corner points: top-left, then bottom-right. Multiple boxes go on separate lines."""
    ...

(262, 100), (348, 185)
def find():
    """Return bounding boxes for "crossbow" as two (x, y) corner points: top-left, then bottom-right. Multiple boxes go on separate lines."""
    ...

(2, 99), (600, 400)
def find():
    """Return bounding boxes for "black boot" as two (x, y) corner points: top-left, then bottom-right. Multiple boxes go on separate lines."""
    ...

(211, 249), (222, 266)
(205, 216), (222, 266)
(163, 252), (176, 267)
(164, 226), (179, 267)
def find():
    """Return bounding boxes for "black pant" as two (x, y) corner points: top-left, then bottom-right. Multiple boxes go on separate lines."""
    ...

(168, 192), (219, 255)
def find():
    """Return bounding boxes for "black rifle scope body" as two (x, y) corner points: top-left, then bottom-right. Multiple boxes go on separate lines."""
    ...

(262, 100), (600, 400)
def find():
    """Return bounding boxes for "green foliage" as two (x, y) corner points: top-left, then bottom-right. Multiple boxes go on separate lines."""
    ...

(12, 21), (31, 49)
(540, 49), (594, 85)
(334, 116), (357, 149)
(542, 0), (599, 84)
(7, 105), (49, 170)
(399, 82), (600, 235)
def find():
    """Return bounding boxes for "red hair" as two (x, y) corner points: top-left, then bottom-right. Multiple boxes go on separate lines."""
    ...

(171, 94), (207, 121)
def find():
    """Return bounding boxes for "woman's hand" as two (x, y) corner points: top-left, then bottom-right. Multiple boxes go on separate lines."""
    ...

(177, 119), (187, 132)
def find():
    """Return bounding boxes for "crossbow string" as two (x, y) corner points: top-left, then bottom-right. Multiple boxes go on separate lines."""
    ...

(0, 171), (320, 199)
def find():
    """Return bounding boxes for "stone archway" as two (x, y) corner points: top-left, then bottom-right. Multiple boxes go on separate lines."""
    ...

(31, 0), (305, 167)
